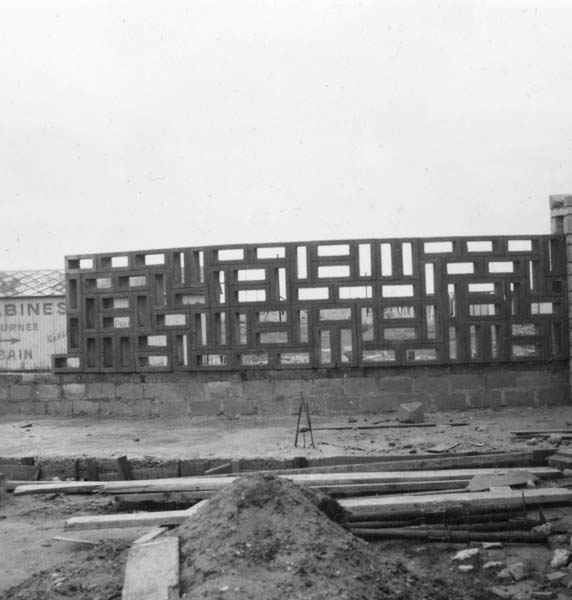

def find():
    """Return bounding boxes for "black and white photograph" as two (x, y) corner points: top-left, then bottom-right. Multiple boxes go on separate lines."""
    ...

(2, 1), (572, 598)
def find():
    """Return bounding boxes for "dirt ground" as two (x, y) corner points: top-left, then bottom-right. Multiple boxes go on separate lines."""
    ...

(1, 405), (571, 460)
(2, 405), (572, 598)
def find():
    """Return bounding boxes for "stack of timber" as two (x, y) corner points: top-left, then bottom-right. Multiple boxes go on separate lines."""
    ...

(512, 428), (572, 440)
(11, 451), (572, 545)
(12, 466), (560, 500)
(548, 448), (572, 470)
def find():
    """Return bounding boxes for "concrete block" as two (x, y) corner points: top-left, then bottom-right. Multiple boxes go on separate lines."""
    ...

(467, 390), (502, 409)
(397, 402), (424, 423)
(240, 380), (282, 415)
(412, 376), (449, 395)
(35, 384), (61, 401)
(115, 383), (143, 401)
(505, 389), (536, 407)
(484, 370), (519, 389)
(222, 396), (258, 417)
(360, 392), (417, 413)
(72, 399), (100, 416)
(130, 398), (157, 417)
(10, 385), (33, 401)
(157, 397), (188, 417)
(86, 382), (115, 399)
(449, 374), (485, 391)
(376, 376), (413, 393)
(14, 401), (46, 416)
(538, 386), (570, 406)
(46, 399), (73, 417)
(324, 395), (358, 415)
(343, 377), (381, 403)
(514, 371), (554, 388)
(206, 381), (241, 403)
(189, 400), (220, 417)
(431, 393), (468, 411)
(63, 383), (86, 400)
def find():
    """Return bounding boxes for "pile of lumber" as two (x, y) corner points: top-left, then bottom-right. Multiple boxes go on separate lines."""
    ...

(511, 428), (572, 440)
(548, 447), (572, 470)
(10, 449), (572, 545)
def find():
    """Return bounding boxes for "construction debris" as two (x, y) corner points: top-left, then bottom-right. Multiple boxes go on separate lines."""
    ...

(122, 536), (179, 600)
(397, 402), (425, 423)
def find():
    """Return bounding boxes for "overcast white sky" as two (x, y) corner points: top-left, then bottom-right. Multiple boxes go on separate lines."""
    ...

(1, 0), (571, 269)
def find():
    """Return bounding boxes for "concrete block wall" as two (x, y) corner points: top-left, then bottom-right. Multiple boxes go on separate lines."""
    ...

(0, 362), (568, 418)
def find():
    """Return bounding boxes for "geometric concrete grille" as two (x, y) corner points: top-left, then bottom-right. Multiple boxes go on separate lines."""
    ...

(53, 235), (568, 372)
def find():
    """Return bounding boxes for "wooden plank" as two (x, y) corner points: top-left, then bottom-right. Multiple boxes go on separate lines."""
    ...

(243, 451), (540, 476)
(67, 499), (209, 532)
(52, 536), (98, 548)
(427, 442), (460, 454)
(132, 467), (179, 481)
(204, 462), (232, 475)
(0, 463), (40, 481)
(466, 471), (537, 492)
(309, 480), (469, 496)
(312, 423), (438, 431)
(117, 456), (134, 481)
(15, 466), (560, 496)
(133, 527), (170, 545)
(122, 536), (179, 600)
(512, 429), (572, 436)
(116, 491), (215, 504)
(352, 528), (548, 543)
(338, 487), (572, 519)
(116, 480), (469, 503)
(66, 511), (194, 531)
(67, 489), (572, 532)
(86, 458), (98, 481)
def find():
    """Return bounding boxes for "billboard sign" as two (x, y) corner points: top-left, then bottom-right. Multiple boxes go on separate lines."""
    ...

(0, 296), (67, 370)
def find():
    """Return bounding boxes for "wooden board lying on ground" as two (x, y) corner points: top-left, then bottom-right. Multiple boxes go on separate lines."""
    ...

(466, 471), (537, 492)
(511, 429), (572, 436)
(122, 536), (179, 600)
(115, 479), (472, 504)
(66, 488), (572, 531)
(312, 423), (438, 431)
(14, 467), (560, 496)
(239, 451), (544, 476)
(67, 499), (209, 532)
(339, 487), (572, 519)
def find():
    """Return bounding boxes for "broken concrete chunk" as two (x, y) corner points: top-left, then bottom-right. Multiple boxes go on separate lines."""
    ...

(397, 402), (424, 423)
(482, 542), (503, 550)
(506, 562), (528, 582)
(491, 586), (516, 599)
(458, 565), (474, 573)
(551, 549), (571, 569)
(546, 571), (567, 584)
(533, 523), (552, 536)
(483, 561), (505, 570)
(452, 548), (480, 561)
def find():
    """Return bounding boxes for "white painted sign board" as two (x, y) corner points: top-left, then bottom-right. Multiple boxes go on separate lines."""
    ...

(0, 296), (67, 370)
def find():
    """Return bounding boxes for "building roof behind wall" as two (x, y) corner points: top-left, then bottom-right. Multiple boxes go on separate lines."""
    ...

(0, 270), (65, 298)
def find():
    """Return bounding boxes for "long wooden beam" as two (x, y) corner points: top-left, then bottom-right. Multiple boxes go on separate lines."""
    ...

(340, 487), (572, 519)
(14, 467), (560, 496)
(240, 451), (541, 476)
(65, 487), (572, 531)
(114, 479), (471, 505)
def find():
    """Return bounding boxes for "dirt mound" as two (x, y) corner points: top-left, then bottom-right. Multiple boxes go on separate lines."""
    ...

(0, 539), (129, 600)
(177, 474), (471, 600)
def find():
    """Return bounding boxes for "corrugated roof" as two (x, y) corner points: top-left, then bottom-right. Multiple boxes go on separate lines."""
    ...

(0, 270), (66, 298)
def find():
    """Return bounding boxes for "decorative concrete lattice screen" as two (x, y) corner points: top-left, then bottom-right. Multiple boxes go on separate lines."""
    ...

(53, 236), (568, 373)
